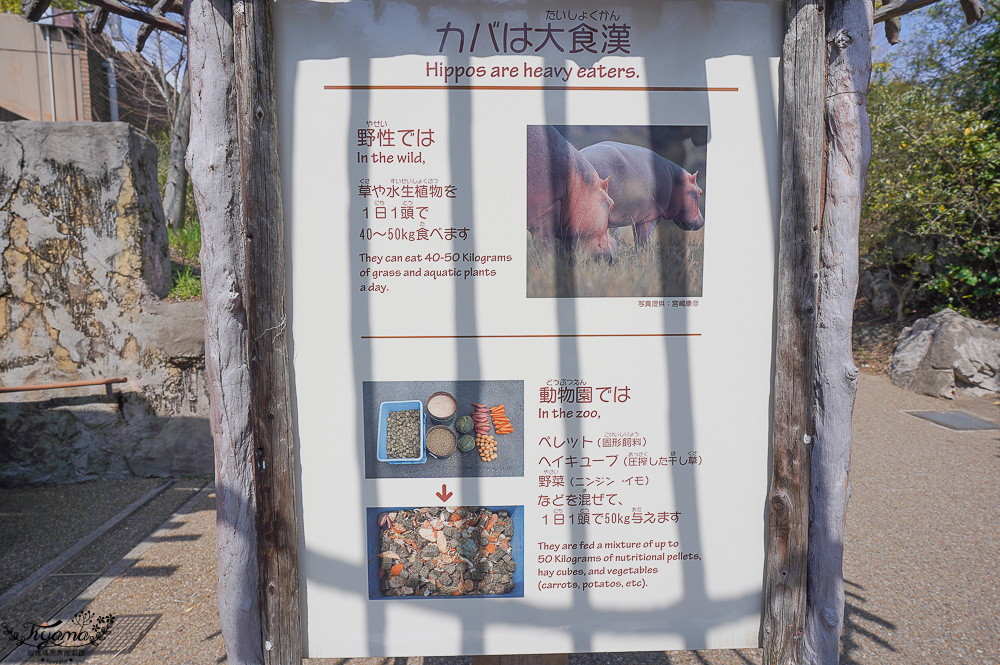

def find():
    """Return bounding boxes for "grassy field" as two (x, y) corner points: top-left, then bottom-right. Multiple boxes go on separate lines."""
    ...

(527, 223), (704, 298)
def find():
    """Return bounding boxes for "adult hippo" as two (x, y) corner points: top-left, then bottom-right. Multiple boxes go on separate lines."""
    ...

(527, 126), (617, 259)
(580, 141), (704, 247)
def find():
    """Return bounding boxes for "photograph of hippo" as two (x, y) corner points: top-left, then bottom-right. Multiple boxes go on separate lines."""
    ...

(527, 125), (707, 298)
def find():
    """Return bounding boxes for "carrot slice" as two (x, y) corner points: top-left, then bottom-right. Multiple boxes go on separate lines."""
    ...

(390, 562), (404, 576)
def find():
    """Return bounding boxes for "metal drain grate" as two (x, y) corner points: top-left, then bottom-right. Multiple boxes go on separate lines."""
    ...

(88, 613), (161, 654)
(906, 411), (999, 431)
(21, 614), (161, 662)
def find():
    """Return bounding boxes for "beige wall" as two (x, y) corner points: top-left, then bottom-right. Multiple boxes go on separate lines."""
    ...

(0, 13), (90, 122)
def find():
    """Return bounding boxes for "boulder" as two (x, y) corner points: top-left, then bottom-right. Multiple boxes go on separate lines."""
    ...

(0, 121), (211, 485)
(889, 308), (1000, 399)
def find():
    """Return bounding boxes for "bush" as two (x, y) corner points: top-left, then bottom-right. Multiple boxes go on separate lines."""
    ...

(861, 9), (1000, 320)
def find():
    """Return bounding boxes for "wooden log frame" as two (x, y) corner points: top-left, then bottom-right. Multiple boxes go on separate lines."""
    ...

(805, 0), (872, 662)
(230, 0), (302, 661)
(186, 0), (304, 662)
(183, 0), (874, 663)
(9, 0), (975, 660)
(763, 0), (875, 661)
(185, 0), (265, 663)
(761, 0), (826, 661)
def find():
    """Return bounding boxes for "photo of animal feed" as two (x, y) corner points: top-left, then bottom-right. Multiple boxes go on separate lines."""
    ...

(526, 125), (707, 298)
(362, 380), (525, 479)
(366, 505), (524, 599)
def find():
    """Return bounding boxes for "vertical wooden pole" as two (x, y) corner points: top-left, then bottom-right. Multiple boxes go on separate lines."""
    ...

(186, 0), (266, 662)
(232, 0), (302, 662)
(805, 0), (872, 661)
(763, 0), (826, 662)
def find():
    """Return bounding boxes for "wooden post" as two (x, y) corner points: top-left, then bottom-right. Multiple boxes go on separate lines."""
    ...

(762, 0), (826, 662)
(805, 0), (872, 661)
(186, 0), (265, 663)
(766, 0), (873, 662)
(232, 0), (302, 662)
(188, 0), (301, 661)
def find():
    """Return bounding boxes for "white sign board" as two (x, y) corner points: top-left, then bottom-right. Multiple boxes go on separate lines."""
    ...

(274, 0), (781, 656)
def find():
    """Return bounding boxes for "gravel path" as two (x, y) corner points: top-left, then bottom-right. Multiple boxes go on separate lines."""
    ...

(4, 372), (997, 664)
(841, 373), (1000, 664)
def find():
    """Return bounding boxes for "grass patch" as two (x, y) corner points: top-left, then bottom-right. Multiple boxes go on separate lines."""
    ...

(170, 220), (201, 264)
(167, 221), (202, 300)
(527, 224), (704, 298)
(170, 263), (202, 299)
(155, 131), (203, 300)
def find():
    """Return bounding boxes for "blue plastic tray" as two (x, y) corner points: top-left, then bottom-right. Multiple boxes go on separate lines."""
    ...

(366, 505), (524, 599)
(376, 400), (426, 464)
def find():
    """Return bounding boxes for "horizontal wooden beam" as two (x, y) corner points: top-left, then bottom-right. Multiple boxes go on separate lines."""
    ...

(85, 0), (185, 35)
(873, 0), (941, 24)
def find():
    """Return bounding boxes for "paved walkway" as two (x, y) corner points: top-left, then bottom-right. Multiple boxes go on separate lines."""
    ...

(1, 373), (997, 664)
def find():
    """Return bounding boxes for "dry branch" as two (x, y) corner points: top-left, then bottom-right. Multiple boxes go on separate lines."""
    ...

(84, 0), (185, 35)
(21, 0), (51, 22)
(959, 0), (985, 23)
(874, 0), (942, 23)
(135, 0), (172, 52)
(885, 16), (902, 44)
(88, 7), (109, 33)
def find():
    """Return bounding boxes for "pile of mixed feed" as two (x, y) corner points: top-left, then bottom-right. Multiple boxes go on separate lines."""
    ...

(377, 506), (516, 597)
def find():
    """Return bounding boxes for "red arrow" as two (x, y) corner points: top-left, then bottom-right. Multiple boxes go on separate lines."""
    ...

(435, 484), (453, 502)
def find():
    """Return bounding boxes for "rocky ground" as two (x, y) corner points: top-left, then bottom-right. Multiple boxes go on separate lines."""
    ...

(852, 316), (907, 375)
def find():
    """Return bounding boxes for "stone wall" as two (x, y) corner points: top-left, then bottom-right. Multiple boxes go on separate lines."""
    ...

(0, 121), (212, 485)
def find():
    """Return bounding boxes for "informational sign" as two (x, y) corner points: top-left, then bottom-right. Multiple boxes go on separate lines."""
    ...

(274, 0), (782, 656)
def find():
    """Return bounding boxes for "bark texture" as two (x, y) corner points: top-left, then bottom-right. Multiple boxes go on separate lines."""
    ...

(165, 70), (191, 232)
(185, 0), (263, 663)
(804, 0), (872, 661)
(232, 0), (302, 661)
(762, 0), (825, 662)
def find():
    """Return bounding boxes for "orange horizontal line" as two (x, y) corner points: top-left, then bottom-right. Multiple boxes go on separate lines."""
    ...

(324, 84), (737, 92)
(362, 333), (699, 339)
(0, 377), (127, 393)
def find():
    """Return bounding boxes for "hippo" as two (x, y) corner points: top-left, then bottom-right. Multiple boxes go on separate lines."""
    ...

(526, 126), (617, 259)
(580, 141), (704, 247)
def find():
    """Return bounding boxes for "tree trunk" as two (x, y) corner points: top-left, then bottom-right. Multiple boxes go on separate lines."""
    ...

(762, 0), (825, 662)
(804, 0), (872, 662)
(231, 0), (302, 660)
(165, 69), (191, 232)
(185, 0), (263, 663)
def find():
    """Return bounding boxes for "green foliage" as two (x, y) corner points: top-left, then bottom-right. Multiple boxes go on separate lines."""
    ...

(862, 6), (1000, 319)
(168, 216), (201, 265)
(169, 264), (202, 299)
(1, 0), (81, 13)
(166, 221), (202, 299)
(154, 132), (203, 300)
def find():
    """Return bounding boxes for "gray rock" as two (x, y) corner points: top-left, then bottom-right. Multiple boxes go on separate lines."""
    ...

(0, 121), (211, 486)
(140, 301), (206, 359)
(889, 308), (1000, 399)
